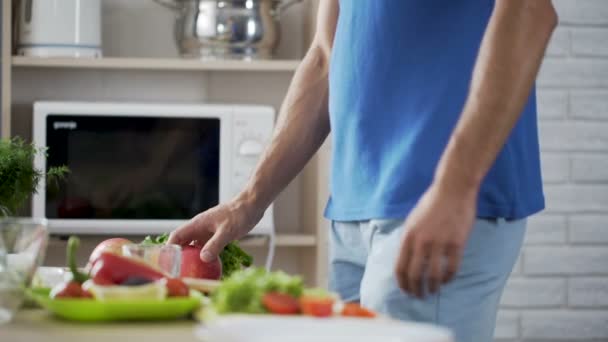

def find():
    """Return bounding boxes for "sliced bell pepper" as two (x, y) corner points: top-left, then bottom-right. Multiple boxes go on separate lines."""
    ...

(89, 252), (166, 286)
(50, 236), (91, 299)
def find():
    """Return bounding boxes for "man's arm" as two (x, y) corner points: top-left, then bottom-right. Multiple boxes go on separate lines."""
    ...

(169, 0), (339, 261)
(396, 0), (557, 297)
(240, 0), (338, 212)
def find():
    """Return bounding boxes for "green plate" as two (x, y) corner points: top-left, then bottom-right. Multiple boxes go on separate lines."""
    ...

(27, 287), (203, 322)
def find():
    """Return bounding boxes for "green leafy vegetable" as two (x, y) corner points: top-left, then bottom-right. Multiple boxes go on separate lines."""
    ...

(220, 241), (253, 279)
(212, 267), (304, 314)
(140, 233), (253, 278)
(141, 232), (169, 246)
(302, 287), (335, 299)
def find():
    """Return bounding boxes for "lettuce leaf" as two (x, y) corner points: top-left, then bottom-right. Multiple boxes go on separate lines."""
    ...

(212, 267), (304, 314)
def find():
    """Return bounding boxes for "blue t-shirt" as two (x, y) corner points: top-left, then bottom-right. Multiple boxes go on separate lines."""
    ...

(325, 0), (545, 220)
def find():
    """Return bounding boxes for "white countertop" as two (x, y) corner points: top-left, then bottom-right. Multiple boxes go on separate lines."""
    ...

(1, 310), (199, 342)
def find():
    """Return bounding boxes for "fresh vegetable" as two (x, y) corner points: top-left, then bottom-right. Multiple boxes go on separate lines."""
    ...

(52, 235), (192, 301)
(50, 281), (89, 299)
(50, 236), (90, 299)
(87, 237), (132, 270)
(180, 245), (222, 280)
(67, 236), (90, 284)
(142, 233), (253, 279)
(262, 292), (300, 315)
(83, 280), (167, 301)
(141, 233), (169, 245)
(212, 268), (304, 314)
(89, 252), (165, 286)
(163, 278), (190, 297)
(299, 288), (336, 317)
(341, 303), (376, 318)
(299, 297), (334, 317)
(220, 241), (253, 279)
(121, 276), (154, 286)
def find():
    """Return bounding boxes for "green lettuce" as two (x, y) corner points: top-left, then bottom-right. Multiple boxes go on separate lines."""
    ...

(212, 267), (304, 314)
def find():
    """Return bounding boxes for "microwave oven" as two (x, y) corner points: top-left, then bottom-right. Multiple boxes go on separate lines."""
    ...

(32, 101), (275, 237)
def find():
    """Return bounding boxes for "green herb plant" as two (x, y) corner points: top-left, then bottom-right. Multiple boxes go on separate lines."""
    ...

(0, 137), (68, 216)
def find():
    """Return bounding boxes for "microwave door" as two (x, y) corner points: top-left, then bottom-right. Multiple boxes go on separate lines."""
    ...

(45, 115), (220, 223)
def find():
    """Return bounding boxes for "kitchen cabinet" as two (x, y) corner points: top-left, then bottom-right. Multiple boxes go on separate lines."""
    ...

(1, 0), (329, 286)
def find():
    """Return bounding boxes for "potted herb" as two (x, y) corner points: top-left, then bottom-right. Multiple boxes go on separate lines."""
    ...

(0, 137), (68, 217)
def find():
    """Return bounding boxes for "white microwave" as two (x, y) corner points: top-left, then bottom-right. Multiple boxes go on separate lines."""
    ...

(32, 101), (275, 237)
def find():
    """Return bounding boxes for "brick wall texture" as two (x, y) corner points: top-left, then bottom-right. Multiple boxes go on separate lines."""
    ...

(495, 1), (608, 341)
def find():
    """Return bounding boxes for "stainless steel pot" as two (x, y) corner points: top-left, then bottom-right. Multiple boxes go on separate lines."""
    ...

(154, 0), (301, 59)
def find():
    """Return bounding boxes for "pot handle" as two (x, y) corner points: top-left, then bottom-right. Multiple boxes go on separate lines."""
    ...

(152, 0), (181, 11)
(273, 0), (303, 18)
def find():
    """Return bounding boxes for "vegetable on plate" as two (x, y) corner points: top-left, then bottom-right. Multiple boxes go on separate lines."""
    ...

(86, 237), (132, 270)
(50, 236), (190, 301)
(341, 303), (376, 318)
(141, 233), (253, 280)
(262, 292), (300, 315)
(201, 267), (377, 319)
(212, 267), (303, 314)
(50, 236), (92, 299)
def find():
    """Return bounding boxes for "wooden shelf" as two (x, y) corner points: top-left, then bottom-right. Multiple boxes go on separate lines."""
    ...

(240, 234), (316, 247)
(12, 56), (301, 72)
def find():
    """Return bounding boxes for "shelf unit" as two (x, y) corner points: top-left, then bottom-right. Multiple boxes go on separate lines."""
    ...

(240, 234), (317, 248)
(12, 56), (301, 72)
(1, 0), (329, 286)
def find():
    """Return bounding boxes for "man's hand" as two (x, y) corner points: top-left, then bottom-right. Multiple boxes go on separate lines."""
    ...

(395, 183), (477, 298)
(395, 0), (557, 299)
(168, 195), (264, 262)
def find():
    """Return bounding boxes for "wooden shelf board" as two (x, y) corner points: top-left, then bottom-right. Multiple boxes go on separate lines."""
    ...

(12, 56), (300, 72)
(240, 234), (316, 247)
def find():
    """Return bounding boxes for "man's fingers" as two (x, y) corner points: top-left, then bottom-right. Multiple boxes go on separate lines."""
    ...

(427, 243), (444, 294)
(396, 233), (414, 293)
(168, 220), (198, 245)
(442, 242), (463, 284)
(408, 238), (430, 298)
(200, 227), (233, 262)
(168, 214), (211, 246)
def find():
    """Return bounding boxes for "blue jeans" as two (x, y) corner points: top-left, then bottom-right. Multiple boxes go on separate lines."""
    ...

(329, 218), (526, 342)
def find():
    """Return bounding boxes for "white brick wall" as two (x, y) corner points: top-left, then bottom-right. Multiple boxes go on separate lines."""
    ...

(496, 1), (608, 341)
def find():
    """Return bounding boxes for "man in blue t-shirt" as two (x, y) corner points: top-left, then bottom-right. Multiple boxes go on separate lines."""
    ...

(170, 1), (557, 341)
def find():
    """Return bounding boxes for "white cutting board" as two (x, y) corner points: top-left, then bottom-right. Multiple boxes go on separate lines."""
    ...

(195, 315), (454, 342)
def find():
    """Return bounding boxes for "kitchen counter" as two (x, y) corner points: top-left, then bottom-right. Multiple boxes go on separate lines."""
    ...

(0, 310), (200, 342)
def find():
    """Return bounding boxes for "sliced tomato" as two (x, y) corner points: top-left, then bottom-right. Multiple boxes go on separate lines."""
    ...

(50, 281), (85, 299)
(299, 296), (334, 317)
(341, 303), (376, 318)
(80, 288), (94, 298)
(164, 278), (190, 297)
(262, 292), (300, 315)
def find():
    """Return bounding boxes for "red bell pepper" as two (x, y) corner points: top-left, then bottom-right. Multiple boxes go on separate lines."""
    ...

(51, 236), (91, 298)
(89, 252), (166, 285)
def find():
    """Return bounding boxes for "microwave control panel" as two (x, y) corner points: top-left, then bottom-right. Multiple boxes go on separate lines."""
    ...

(231, 108), (275, 197)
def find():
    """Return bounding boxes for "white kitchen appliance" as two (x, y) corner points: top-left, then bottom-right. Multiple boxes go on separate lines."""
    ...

(16, 0), (102, 57)
(32, 102), (275, 241)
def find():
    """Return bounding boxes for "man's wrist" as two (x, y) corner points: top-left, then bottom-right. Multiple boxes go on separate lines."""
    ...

(234, 187), (269, 219)
(432, 173), (479, 203)
(433, 138), (483, 201)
